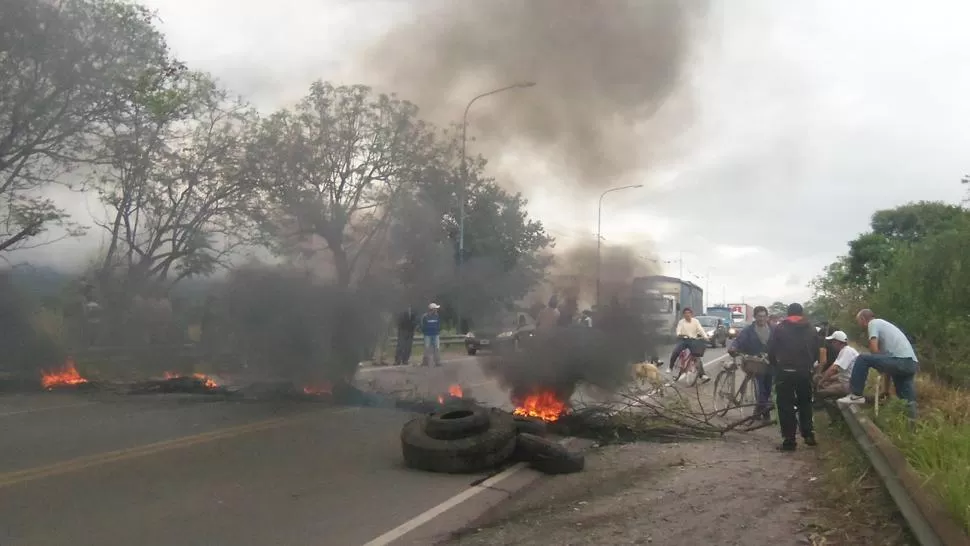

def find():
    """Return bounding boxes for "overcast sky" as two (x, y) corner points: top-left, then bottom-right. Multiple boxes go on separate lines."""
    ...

(13, 0), (970, 308)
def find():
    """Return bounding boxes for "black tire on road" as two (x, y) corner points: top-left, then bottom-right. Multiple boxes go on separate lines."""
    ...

(513, 433), (585, 474)
(401, 410), (517, 474)
(530, 451), (585, 475)
(424, 406), (491, 440)
(513, 432), (564, 461)
(513, 415), (547, 436)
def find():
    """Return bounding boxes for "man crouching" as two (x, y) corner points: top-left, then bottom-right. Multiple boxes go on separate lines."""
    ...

(768, 303), (818, 451)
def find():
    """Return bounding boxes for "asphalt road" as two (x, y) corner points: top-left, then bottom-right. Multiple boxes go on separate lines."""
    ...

(0, 348), (730, 546)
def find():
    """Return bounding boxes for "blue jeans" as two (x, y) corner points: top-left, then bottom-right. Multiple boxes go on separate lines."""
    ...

(422, 335), (441, 367)
(850, 353), (918, 415)
(754, 372), (774, 417)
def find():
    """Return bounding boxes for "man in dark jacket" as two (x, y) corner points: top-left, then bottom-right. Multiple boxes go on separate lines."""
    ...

(768, 303), (818, 451)
(394, 306), (417, 366)
(728, 305), (773, 422)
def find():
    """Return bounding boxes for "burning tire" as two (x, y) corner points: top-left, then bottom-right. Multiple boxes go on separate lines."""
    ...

(512, 415), (547, 436)
(424, 406), (491, 440)
(401, 410), (517, 474)
(513, 433), (585, 475)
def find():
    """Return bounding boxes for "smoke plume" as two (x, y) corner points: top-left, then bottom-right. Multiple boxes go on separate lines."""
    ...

(359, 0), (708, 189)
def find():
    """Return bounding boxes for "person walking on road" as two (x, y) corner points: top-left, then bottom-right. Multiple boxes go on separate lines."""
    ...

(394, 306), (417, 366)
(728, 305), (774, 422)
(768, 303), (818, 451)
(838, 309), (919, 417)
(420, 303), (442, 367)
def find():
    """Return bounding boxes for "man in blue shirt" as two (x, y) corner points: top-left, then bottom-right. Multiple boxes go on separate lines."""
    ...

(728, 305), (773, 422)
(421, 303), (442, 367)
(838, 309), (918, 416)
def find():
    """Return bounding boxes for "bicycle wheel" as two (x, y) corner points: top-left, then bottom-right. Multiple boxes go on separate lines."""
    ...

(720, 373), (757, 422)
(737, 374), (758, 412)
(712, 369), (736, 416)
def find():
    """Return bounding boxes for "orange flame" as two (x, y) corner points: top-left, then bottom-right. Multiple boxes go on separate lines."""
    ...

(41, 358), (88, 389)
(513, 390), (567, 422)
(163, 371), (218, 389)
(438, 384), (463, 404)
(303, 382), (333, 396)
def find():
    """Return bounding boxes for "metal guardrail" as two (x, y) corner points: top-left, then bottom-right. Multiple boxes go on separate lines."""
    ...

(387, 335), (466, 347)
(838, 403), (969, 545)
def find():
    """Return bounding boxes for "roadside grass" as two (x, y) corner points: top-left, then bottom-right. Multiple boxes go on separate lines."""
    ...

(807, 413), (914, 545)
(870, 375), (970, 535)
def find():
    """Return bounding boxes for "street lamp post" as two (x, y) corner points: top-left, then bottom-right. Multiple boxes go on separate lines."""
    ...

(456, 81), (535, 333)
(596, 184), (643, 307)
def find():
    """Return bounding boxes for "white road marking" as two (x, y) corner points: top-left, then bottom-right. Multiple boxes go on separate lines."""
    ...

(0, 401), (96, 418)
(361, 438), (571, 546)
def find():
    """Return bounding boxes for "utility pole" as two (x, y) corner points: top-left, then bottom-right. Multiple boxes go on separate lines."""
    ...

(595, 184), (643, 306)
(457, 81), (535, 333)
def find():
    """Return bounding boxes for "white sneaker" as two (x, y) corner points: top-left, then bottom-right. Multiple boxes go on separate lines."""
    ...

(837, 394), (866, 405)
(699, 375), (711, 384)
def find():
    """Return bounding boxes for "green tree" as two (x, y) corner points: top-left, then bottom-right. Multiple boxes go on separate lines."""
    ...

(387, 136), (552, 326)
(768, 301), (788, 316)
(872, 224), (970, 385)
(244, 82), (434, 287)
(92, 68), (257, 296)
(845, 201), (969, 289)
(0, 0), (170, 252)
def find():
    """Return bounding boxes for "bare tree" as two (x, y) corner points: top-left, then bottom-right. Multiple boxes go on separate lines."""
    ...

(0, 0), (170, 252)
(90, 69), (258, 296)
(245, 82), (434, 287)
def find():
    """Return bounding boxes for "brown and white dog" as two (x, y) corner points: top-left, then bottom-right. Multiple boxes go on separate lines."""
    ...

(632, 361), (663, 386)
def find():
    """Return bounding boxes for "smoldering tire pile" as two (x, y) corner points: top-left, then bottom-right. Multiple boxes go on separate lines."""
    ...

(400, 403), (584, 475)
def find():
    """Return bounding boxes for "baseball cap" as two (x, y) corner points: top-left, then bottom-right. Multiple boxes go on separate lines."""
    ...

(825, 330), (848, 343)
(428, 303), (440, 310)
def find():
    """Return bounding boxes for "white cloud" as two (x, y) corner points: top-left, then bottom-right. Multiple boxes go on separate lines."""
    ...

(10, 0), (970, 310)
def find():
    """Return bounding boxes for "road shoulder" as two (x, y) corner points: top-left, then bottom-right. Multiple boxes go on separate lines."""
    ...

(436, 430), (827, 545)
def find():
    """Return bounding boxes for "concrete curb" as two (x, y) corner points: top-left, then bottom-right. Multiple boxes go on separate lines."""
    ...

(839, 404), (968, 545)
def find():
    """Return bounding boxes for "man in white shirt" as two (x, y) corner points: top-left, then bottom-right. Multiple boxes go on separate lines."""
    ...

(667, 307), (711, 382)
(815, 330), (858, 400)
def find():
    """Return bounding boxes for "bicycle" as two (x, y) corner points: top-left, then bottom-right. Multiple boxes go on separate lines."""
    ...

(713, 353), (763, 418)
(672, 336), (706, 387)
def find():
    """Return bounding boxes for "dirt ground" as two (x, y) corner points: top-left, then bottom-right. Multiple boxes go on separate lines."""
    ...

(438, 428), (840, 546)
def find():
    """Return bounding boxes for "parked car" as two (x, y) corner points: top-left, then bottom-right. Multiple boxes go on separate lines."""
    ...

(696, 315), (728, 348)
(464, 316), (536, 355)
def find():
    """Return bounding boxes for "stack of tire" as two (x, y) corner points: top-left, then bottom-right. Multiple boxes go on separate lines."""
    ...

(400, 403), (585, 475)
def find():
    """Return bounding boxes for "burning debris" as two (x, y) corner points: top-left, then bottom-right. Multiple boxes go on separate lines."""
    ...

(128, 371), (228, 395)
(512, 389), (568, 423)
(40, 359), (89, 390)
(303, 382), (334, 396)
(437, 384), (463, 405)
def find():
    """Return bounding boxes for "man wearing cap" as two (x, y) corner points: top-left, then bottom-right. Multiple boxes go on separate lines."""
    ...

(767, 303), (818, 451)
(815, 330), (859, 401)
(421, 303), (442, 367)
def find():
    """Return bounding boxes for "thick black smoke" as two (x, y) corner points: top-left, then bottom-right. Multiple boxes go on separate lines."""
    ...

(482, 296), (661, 405)
(359, 0), (709, 189)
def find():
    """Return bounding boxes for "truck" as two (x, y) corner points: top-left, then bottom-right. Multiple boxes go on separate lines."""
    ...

(727, 303), (754, 329)
(632, 275), (703, 339)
